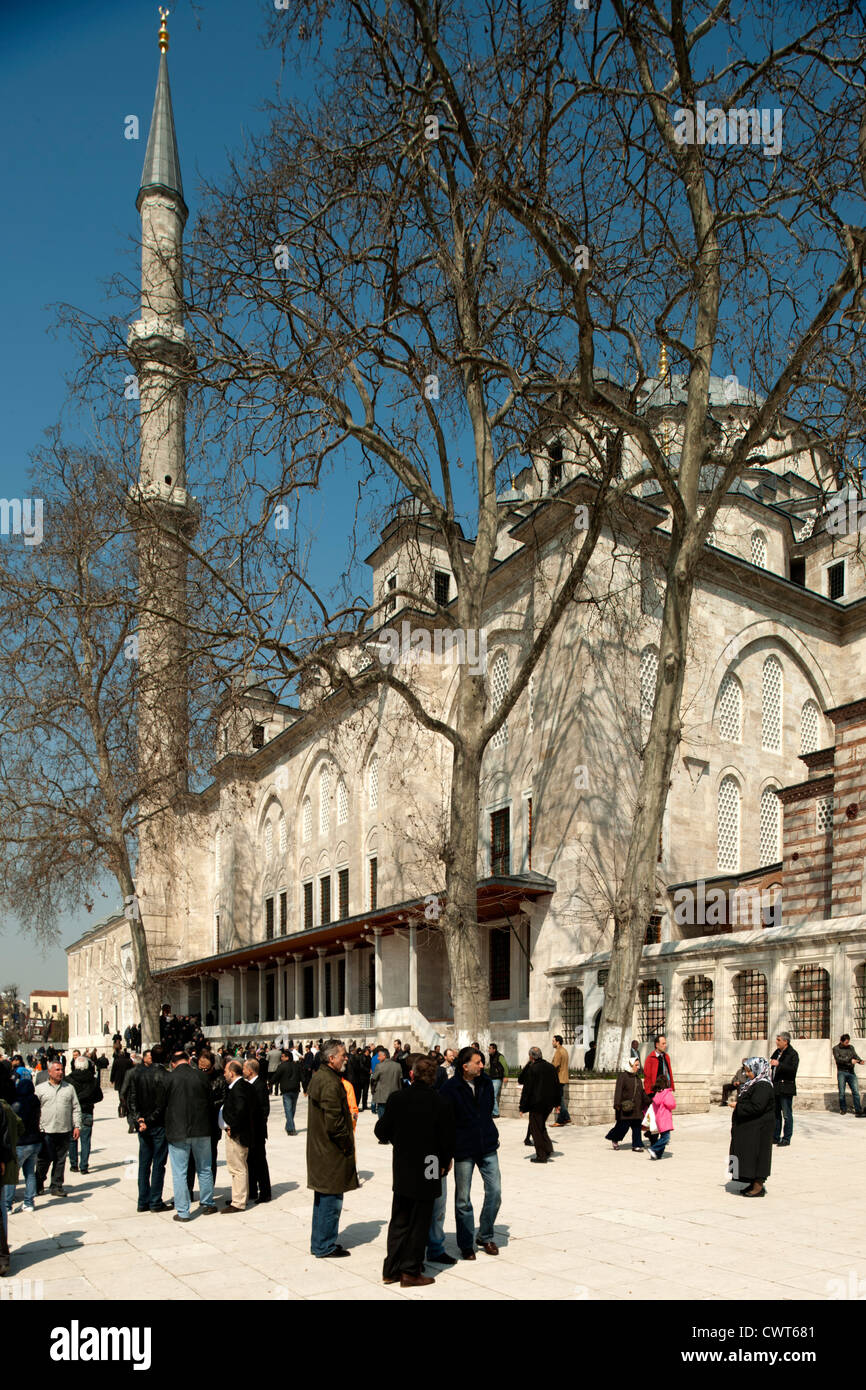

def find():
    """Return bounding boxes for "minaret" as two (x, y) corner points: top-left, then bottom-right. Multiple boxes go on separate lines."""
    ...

(128, 8), (197, 968)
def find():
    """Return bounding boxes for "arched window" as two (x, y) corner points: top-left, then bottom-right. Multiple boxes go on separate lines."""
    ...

(788, 964), (830, 1038)
(800, 699), (820, 755)
(761, 655), (783, 753)
(733, 970), (767, 1039)
(718, 674), (742, 743)
(717, 775), (741, 872)
(759, 786), (781, 866)
(854, 963), (866, 1037)
(490, 653), (509, 749)
(639, 645), (659, 720)
(637, 979), (665, 1042)
(751, 530), (767, 568)
(278, 813), (287, 856)
(264, 820), (273, 862)
(320, 765), (331, 836)
(368, 754), (379, 811)
(682, 976), (714, 1041)
(560, 987), (584, 1046)
(302, 796), (312, 843)
(337, 777), (349, 825)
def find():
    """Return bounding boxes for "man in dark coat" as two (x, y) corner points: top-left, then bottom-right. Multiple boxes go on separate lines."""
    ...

(242, 1059), (271, 1202)
(518, 1047), (562, 1163)
(109, 1048), (134, 1117)
(375, 1054), (455, 1287)
(306, 1040), (359, 1258)
(344, 1047), (364, 1111)
(729, 1057), (775, 1197)
(221, 1059), (254, 1212)
(125, 1049), (172, 1212)
(67, 1055), (102, 1174)
(440, 1047), (501, 1259)
(164, 1052), (219, 1221)
(770, 1032), (799, 1146)
(273, 1048), (303, 1135)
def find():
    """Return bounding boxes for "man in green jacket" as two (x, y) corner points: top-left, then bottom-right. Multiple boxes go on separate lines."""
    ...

(306, 1039), (359, 1258)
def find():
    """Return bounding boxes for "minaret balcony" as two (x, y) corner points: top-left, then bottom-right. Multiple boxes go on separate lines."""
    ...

(128, 317), (195, 371)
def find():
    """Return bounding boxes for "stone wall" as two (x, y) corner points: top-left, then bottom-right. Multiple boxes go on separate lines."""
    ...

(497, 1075), (711, 1123)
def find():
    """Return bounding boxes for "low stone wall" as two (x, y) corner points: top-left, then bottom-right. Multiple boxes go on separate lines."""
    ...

(709, 1081), (859, 1113)
(497, 1076), (711, 1123)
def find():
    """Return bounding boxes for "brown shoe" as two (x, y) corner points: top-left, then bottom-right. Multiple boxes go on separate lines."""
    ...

(221, 1204), (245, 1213)
(400, 1272), (435, 1287)
(478, 1241), (499, 1256)
(461, 1249), (476, 1260)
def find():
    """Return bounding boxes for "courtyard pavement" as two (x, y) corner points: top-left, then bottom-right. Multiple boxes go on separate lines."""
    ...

(3, 1096), (860, 1301)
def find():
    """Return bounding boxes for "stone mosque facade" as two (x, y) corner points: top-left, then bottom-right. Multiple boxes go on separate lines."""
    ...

(67, 26), (866, 1094)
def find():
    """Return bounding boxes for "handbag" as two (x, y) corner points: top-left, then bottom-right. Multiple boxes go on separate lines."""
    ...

(642, 1101), (657, 1132)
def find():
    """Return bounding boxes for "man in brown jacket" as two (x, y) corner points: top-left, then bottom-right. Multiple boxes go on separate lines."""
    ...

(306, 1039), (359, 1258)
(551, 1035), (571, 1126)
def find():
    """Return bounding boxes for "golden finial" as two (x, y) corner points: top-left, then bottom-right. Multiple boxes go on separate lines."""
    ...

(658, 342), (669, 379)
(158, 7), (170, 53)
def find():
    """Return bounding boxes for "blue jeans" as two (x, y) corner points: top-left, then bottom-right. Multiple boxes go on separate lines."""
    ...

(557, 1082), (570, 1124)
(69, 1112), (94, 1169)
(17, 1143), (40, 1207)
(650, 1129), (670, 1158)
(427, 1178), (448, 1258)
(838, 1071), (862, 1114)
(311, 1191), (344, 1256)
(454, 1151), (501, 1253)
(0, 1184), (14, 1235)
(138, 1125), (168, 1209)
(491, 1079), (502, 1118)
(282, 1092), (298, 1135)
(773, 1094), (794, 1143)
(168, 1136), (214, 1218)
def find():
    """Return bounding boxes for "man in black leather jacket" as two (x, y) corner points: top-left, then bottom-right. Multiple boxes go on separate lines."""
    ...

(770, 1032), (799, 1147)
(124, 1050), (172, 1212)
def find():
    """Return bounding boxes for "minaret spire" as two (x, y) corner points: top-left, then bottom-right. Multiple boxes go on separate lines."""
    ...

(137, 9), (186, 219)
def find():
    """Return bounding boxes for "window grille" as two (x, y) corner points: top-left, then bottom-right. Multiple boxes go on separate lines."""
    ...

(490, 807), (511, 876)
(717, 775), (741, 872)
(337, 778), (348, 825)
(264, 821), (273, 862)
(302, 797), (312, 843)
(759, 786), (781, 866)
(800, 699), (820, 755)
(816, 796), (833, 833)
(788, 964), (830, 1039)
(279, 814), (287, 855)
(547, 440), (564, 491)
(368, 755), (379, 811)
(732, 970), (767, 1039)
(682, 975), (714, 1040)
(338, 867), (349, 920)
(369, 856), (378, 911)
(303, 881), (313, 931)
(490, 654), (509, 749)
(637, 979), (665, 1041)
(828, 561), (845, 600)
(718, 674), (742, 742)
(751, 531), (767, 568)
(434, 570), (450, 606)
(252, 723), (265, 749)
(597, 969), (608, 988)
(644, 915), (662, 945)
(320, 765), (331, 836)
(854, 964), (866, 1036)
(279, 891), (287, 935)
(385, 571), (397, 616)
(762, 655), (783, 753)
(561, 987), (584, 1045)
(639, 646), (659, 720)
(265, 896), (274, 941)
(319, 874), (331, 926)
(489, 928), (511, 1001)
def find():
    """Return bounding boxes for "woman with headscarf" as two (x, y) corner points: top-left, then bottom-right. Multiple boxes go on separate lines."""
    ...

(729, 1056), (774, 1197)
(605, 1057), (646, 1151)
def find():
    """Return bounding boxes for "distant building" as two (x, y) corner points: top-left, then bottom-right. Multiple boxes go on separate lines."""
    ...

(28, 990), (68, 1019)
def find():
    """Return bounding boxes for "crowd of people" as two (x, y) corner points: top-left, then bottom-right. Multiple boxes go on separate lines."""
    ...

(0, 1023), (855, 1284)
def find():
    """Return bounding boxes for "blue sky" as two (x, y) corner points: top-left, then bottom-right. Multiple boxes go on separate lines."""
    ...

(1, 0), (288, 994)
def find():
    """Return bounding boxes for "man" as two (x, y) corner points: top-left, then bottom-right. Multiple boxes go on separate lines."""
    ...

(306, 1039), (359, 1257)
(301, 1044), (316, 1094)
(375, 1054), (455, 1288)
(272, 1048), (302, 1135)
(486, 1044), (507, 1119)
(266, 1042), (282, 1096)
(164, 1051), (218, 1221)
(551, 1035), (571, 1126)
(221, 1059), (254, 1212)
(124, 1049), (173, 1213)
(832, 1033), (864, 1115)
(771, 1031), (799, 1146)
(392, 1039), (410, 1078)
(358, 1046), (372, 1111)
(440, 1047), (501, 1260)
(434, 1048), (457, 1089)
(518, 1047), (561, 1163)
(35, 1061), (81, 1197)
(110, 1046), (134, 1117)
(242, 1058), (272, 1203)
(721, 1060), (751, 1108)
(371, 1047), (403, 1124)
(67, 1054), (102, 1174)
(344, 1046), (363, 1112)
(643, 1036), (674, 1094)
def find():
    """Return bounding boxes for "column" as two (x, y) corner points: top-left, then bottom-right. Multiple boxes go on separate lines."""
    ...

(408, 925), (418, 1010)
(344, 941), (354, 1016)
(373, 927), (384, 1013)
(277, 961), (286, 1022)
(257, 962), (265, 1024)
(316, 947), (327, 1017)
(293, 953), (303, 1020)
(235, 967), (247, 1025)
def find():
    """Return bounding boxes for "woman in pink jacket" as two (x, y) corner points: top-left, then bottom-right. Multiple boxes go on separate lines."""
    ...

(648, 1086), (676, 1160)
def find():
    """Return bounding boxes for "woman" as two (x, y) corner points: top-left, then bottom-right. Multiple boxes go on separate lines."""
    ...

(729, 1056), (774, 1197)
(605, 1056), (646, 1151)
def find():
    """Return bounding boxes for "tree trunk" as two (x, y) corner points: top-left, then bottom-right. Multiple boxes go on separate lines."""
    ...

(440, 687), (489, 1047)
(114, 860), (161, 1049)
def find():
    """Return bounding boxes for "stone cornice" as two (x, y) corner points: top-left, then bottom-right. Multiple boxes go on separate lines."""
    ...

(777, 773), (834, 805)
